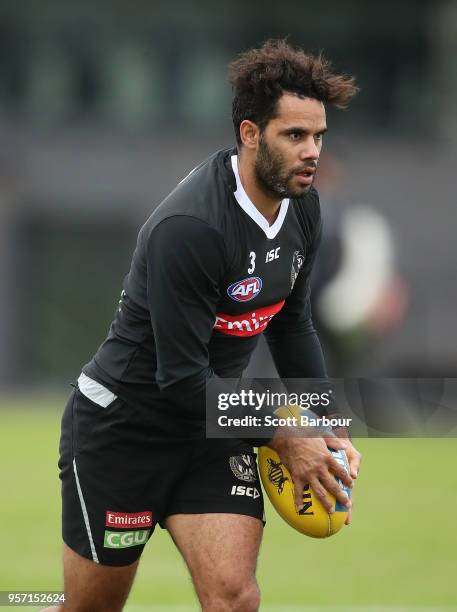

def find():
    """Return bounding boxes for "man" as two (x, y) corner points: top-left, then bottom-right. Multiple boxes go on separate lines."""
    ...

(44, 39), (361, 612)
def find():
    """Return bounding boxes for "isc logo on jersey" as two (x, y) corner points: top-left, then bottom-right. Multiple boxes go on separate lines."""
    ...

(227, 277), (262, 302)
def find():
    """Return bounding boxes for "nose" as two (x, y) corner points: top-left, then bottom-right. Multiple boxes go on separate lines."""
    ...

(299, 136), (320, 161)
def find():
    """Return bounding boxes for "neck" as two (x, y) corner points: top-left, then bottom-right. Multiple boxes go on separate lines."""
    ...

(237, 150), (282, 226)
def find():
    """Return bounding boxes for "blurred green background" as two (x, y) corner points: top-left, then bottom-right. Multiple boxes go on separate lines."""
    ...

(1, 397), (456, 611)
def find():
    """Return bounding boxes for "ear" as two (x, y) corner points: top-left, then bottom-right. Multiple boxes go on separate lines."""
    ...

(239, 120), (259, 150)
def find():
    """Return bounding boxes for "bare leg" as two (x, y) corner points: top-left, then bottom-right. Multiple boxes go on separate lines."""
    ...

(165, 513), (263, 612)
(40, 543), (139, 612)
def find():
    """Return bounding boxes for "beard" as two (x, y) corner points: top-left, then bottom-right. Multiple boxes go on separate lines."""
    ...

(254, 134), (314, 199)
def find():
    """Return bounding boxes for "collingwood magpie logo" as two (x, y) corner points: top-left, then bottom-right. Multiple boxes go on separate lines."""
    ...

(229, 455), (257, 483)
(266, 458), (289, 494)
(290, 250), (305, 289)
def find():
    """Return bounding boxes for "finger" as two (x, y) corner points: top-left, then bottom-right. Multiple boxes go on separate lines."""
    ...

(349, 460), (359, 479)
(348, 451), (361, 479)
(320, 473), (352, 508)
(345, 507), (352, 525)
(292, 478), (305, 512)
(323, 436), (347, 450)
(309, 477), (335, 514)
(328, 456), (353, 488)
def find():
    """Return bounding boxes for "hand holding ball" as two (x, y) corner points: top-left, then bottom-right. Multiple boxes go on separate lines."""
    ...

(258, 445), (352, 538)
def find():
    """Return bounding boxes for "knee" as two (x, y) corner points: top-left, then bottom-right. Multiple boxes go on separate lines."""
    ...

(237, 582), (261, 612)
(203, 579), (260, 612)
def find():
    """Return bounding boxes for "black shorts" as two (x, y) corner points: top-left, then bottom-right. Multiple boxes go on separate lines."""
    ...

(59, 388), (264, 566)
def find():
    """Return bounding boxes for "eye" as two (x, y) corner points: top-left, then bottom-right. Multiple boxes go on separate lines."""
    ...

(289, 132), (301, 141)
(314, 132), (324, 141)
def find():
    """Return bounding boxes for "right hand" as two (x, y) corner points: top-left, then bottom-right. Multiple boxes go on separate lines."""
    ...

(267, 434), (353, 514)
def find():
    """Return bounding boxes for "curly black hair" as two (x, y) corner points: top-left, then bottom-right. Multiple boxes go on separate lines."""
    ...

(228, 39), (359, 146)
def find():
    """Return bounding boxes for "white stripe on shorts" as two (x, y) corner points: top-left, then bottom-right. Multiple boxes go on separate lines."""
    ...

(77, 372), (117, 408)
(73, 458), (99, 563)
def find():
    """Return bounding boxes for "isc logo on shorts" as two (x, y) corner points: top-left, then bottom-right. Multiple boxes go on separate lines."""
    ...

(227, 277), (262, 302)
(231, 485), (261, 499)
(104, 529), (150, 549)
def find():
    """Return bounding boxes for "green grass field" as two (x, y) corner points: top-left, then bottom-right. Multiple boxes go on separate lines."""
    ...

(1, 395), (456, 611)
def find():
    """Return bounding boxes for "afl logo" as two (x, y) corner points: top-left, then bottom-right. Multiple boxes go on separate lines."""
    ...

(227, 277), (262, 302)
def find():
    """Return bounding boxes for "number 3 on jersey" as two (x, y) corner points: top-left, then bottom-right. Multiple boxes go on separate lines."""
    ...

(248, 251), (256, 274)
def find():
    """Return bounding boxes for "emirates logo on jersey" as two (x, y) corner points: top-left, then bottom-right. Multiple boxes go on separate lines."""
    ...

(214, 301), (285, 337)
(227, 277), (262, 302)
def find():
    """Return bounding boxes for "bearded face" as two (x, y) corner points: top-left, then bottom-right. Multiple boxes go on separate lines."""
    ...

(254, 131), (317, 199)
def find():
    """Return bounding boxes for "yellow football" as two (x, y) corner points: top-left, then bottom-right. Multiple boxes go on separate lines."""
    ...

(258, 445), (351, 538)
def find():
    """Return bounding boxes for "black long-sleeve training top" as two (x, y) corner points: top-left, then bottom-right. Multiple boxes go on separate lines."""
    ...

(83, 148), (327, 436)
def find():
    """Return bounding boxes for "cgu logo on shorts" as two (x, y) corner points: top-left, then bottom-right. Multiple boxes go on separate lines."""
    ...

(105, 511), (152, 529)
(104, 529), (150, 549)
(227, 277), (262, 302)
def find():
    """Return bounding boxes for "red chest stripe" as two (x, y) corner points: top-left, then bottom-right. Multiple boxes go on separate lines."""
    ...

(214, 300), (285, 337)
